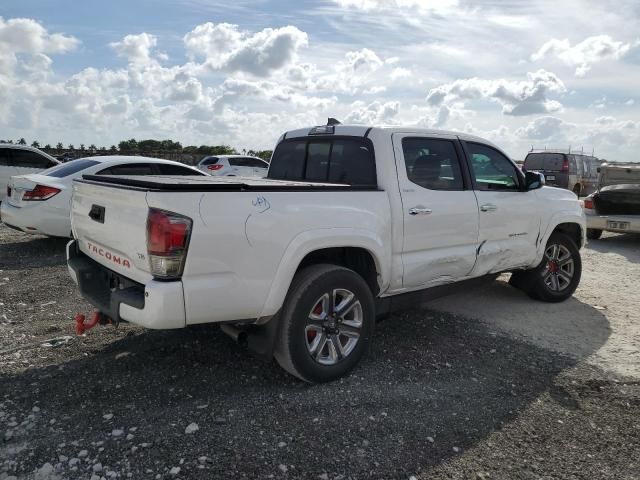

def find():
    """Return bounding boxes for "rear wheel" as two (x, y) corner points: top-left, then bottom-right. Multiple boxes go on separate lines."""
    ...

(587, 228), (603, 240)
(274, 264), (375, 383)
(510, 232), (581, 302)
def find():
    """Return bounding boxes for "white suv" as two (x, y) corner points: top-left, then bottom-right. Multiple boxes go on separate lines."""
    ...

(0, 144), (60, 202)
(196, 155), (269, 177)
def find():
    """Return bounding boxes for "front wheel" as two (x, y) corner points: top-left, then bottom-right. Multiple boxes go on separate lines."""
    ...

(511, 232), (582, 303)
(274, 264), (375, 383)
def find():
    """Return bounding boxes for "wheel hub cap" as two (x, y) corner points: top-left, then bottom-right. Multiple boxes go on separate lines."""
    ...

(542, 243), (575, 292)
(305, 289), (363, 366)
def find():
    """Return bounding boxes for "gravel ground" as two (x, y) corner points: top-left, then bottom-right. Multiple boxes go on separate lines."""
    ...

(1, 224), (639, 480)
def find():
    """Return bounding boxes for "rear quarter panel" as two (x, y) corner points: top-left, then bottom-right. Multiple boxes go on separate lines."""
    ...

(146, 190), (392, 324)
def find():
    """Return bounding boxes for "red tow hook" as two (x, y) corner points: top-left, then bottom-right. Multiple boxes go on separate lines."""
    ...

(75, 310), (112, 335)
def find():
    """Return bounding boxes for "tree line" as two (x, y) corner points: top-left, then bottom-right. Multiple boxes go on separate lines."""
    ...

(0, 137), (273, 161)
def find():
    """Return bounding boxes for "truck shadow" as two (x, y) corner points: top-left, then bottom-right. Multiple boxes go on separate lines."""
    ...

(586, 232), (640, 264)
(0, 301), (609, 478)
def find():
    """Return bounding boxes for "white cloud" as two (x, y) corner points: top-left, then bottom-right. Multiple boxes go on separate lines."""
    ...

(531, 35), (638, 76)
(110, 33), (158, 66)
(390, 67), (411, 80)
(332, 0), (458, 12)
(343, 100), (399, 124)
(184, 23), (308, 76)
(0, 16), (79, 54)
(426, 70), (566, 116)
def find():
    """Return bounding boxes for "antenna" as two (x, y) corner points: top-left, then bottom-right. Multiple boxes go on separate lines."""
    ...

(327, 117), (341, 126)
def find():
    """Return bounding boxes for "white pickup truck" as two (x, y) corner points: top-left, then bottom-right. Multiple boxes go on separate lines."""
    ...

(67, 124), (586, 382)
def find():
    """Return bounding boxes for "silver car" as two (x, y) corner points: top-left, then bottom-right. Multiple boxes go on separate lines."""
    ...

(196, 155), (269, 177)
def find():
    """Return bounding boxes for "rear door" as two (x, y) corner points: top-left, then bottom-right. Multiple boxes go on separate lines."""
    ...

(228, 157), (254, 176)
(463, 141), (540, 274)
(393, 133), (479, 288)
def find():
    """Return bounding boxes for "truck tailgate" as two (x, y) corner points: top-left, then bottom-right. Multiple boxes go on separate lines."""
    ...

(71, 180), (153, 284)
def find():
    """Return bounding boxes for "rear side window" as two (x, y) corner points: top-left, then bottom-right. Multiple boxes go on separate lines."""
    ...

(0, 149), (11, 166)
(156, 164), (204, 175)
(402, 137), (464, 191)
(245, 158), (268, 168)
(97, 164), (157, 175)
(269, 138), (376, 186)
(45, 159), (100, 177)
(12, 150), (56, 169)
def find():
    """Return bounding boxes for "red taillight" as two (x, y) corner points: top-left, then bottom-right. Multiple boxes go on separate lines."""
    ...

(23, 184), (61, 201)
(583, 198), (594, 210)
(561, 158), (569, 172)
(146, 209), (192, 279)
(207, 164), (224, 171)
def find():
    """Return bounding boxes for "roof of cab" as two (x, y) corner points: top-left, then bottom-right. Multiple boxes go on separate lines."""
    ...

(281, 124), (498, 148)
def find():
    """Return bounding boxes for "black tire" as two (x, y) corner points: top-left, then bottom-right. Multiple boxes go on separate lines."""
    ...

(512, 232), (582, 303)
(274, 264), (375, 383)
(587, 228), (603, 240)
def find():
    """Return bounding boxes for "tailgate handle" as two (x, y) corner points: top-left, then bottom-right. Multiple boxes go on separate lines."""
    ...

(88, 204), (105, 223)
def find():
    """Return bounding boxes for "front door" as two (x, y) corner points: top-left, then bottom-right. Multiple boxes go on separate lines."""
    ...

(393, 133), (480, 289)
(462, 141), (541, 275)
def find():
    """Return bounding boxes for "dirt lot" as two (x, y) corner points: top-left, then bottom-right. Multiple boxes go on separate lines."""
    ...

(1, 224), (639, 480)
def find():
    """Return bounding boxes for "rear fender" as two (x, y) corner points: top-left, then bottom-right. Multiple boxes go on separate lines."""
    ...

(259, 228), (389, 319)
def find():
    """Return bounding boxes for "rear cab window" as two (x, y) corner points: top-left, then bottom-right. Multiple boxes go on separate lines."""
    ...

(0, 148), (11, 166)
(524, 153), (566, 171)
(268, 137), (377, 187)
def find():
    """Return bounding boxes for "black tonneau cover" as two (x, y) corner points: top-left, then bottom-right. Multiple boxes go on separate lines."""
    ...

(78, 175), (379, 192)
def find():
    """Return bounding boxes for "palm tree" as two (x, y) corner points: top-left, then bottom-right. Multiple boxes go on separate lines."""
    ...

(44, 144), (52, 150)
(80, 144), (86, 151)
(68, 144), (75, 150)
(56, 142), (64, 151)
(31, 141), (41, 148)
(17, 138), (26, 145)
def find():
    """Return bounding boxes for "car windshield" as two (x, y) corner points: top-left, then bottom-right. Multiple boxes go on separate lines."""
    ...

(44, 159), (101, 177)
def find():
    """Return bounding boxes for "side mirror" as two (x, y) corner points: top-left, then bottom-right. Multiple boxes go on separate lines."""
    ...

(525, 170), (544, 191)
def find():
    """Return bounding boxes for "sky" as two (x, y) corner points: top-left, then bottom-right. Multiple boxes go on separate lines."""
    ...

(1, 0), (639, 160)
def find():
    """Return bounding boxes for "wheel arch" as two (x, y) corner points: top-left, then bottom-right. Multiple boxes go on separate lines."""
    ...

(259, 228), (388, 319)
(535, 215), (586, 266)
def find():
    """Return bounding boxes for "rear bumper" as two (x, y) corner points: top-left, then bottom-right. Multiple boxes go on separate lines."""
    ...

(67, 240), (186, 329)
(585, 212), (640, 233)
(0, 201), (71, 237)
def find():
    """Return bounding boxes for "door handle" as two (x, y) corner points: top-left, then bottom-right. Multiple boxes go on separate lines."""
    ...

(409, 207), (432, 216)
(480, 204), (497, 212)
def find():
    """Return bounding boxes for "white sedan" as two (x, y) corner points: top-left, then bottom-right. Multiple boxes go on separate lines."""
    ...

(1, 156), (205, 238)
(196, 155), (269, 177)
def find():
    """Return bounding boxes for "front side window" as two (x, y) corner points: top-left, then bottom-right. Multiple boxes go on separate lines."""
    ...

(402, 138), (464, 191)
(97, 164), (156, 175)
(269, 137), (376, 186)
(156, 164), (204, 175)
(466, 143), (520, 191)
